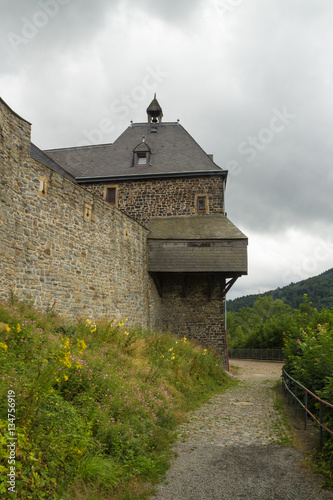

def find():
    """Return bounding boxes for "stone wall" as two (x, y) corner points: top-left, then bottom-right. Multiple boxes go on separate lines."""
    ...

(0, 97), (229, 360)
(84, 176), (225, 225)
(160, 274), (226, 354)
(0, 98), (32, 297)
(0, 98), (162, 330)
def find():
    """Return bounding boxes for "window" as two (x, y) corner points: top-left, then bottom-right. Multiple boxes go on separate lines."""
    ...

(106, 188), (116, 204)
(197, 197), (206, 212)
(196, 194), (208, 214)
(136, 152), (148, 166)
(133, 141), (150, 167)
(104, 186), (118, 206)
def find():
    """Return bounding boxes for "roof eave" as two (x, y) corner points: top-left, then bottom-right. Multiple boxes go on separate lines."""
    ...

(76, 170), (228, 183)
(149, 270), (248, 276)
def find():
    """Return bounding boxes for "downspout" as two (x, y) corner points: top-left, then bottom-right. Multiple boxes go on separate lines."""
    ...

(223, 178), (227, 216)
(224, 298), (230, 372)
(222, 177), (229, 369)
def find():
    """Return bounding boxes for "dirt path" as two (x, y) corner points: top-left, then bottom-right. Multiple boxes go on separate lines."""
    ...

(151, 360), (333, 500)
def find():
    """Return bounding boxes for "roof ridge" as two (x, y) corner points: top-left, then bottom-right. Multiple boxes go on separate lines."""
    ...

(45, 142), (113, 152)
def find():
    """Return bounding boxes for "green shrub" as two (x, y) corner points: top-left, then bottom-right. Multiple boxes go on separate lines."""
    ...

(0, 297), (230, 499)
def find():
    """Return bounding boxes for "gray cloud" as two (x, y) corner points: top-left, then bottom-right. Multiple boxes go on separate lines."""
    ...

(1, 0), (333, 297)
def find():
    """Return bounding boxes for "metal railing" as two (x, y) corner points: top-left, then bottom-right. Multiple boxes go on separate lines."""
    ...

(282, 367), (333, 446)
(228, 349), (284, 361)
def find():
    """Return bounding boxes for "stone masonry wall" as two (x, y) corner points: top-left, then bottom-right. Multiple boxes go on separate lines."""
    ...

(161, 274), (227, 356)
(0, 97), (229, 360)
(0, 98), (162, 330)
(0, 99), (32, 296)
(85, 176), (225, 225)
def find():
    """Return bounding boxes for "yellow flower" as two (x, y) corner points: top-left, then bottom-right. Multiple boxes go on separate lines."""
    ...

(77, 339), (87, 354)
(5, 326), (11, 332)
(124, 331), (129, 336)
(0, 342), (8, 352)
(17, 324), (21, 333)
(169, 347), (173, 352)
(63, 375), (69, 381)
(76, 363), (82, 370)
(63, 337), (70, 350)
(85, 319), (91, 326)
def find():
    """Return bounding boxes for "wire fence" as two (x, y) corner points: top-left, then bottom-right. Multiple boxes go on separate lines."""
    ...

(282, 367), (333, 447)
(228, 349), (284, 361)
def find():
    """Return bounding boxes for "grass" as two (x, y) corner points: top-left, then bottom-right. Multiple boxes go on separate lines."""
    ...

(0, 297), (232, 499)
(271, 381), (293, 446)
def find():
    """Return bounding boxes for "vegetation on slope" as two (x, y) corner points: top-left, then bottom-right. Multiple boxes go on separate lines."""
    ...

(282, 297), (333, 486)
(227, 295), (333, 350)
(227, 267), (333, 312)
(0, 297), (231, 499)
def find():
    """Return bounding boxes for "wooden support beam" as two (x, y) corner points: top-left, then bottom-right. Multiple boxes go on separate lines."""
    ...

(221, 276), (238, 298)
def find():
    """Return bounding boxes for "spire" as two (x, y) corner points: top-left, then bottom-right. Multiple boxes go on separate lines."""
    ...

(146, 94), (163, 123)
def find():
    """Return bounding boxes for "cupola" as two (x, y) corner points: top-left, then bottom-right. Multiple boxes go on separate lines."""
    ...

(146, 94), (163, 123)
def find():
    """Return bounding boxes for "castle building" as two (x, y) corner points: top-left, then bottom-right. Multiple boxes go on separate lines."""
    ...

(0, 95), (247, 363)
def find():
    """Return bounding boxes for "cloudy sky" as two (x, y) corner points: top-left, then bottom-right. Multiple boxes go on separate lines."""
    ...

(1, 0), (333, 299)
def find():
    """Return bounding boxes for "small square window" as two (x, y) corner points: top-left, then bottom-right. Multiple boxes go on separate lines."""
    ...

(197, 196), (207, 213)
(136, 152), (147, 166)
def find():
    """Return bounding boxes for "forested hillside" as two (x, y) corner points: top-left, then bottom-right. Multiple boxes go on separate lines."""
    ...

(227, 268), (333, 312)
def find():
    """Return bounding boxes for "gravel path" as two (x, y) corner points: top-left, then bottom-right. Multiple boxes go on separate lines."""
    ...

(151, 360), (333, 500)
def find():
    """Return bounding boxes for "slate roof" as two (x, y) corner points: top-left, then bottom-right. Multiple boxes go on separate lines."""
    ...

(44, 122), (226, 181)
(30, 143), (76, 181)
(147, 216), (248, 274)
(147, 216), (247, 240)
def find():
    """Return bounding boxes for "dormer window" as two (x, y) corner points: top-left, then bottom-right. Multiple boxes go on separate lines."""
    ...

(136, 152), (148, 166)
(133, 141), (150, 167)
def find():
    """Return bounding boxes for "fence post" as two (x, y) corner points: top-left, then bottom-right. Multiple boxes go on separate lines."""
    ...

(288, 376), (291, 405)
(304, 391), (307, 429)
(295, 384), (298, 416)
(320, 402), (323, 448)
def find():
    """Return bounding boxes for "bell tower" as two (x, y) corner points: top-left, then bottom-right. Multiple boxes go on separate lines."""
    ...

(146, 94), (163, 123)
